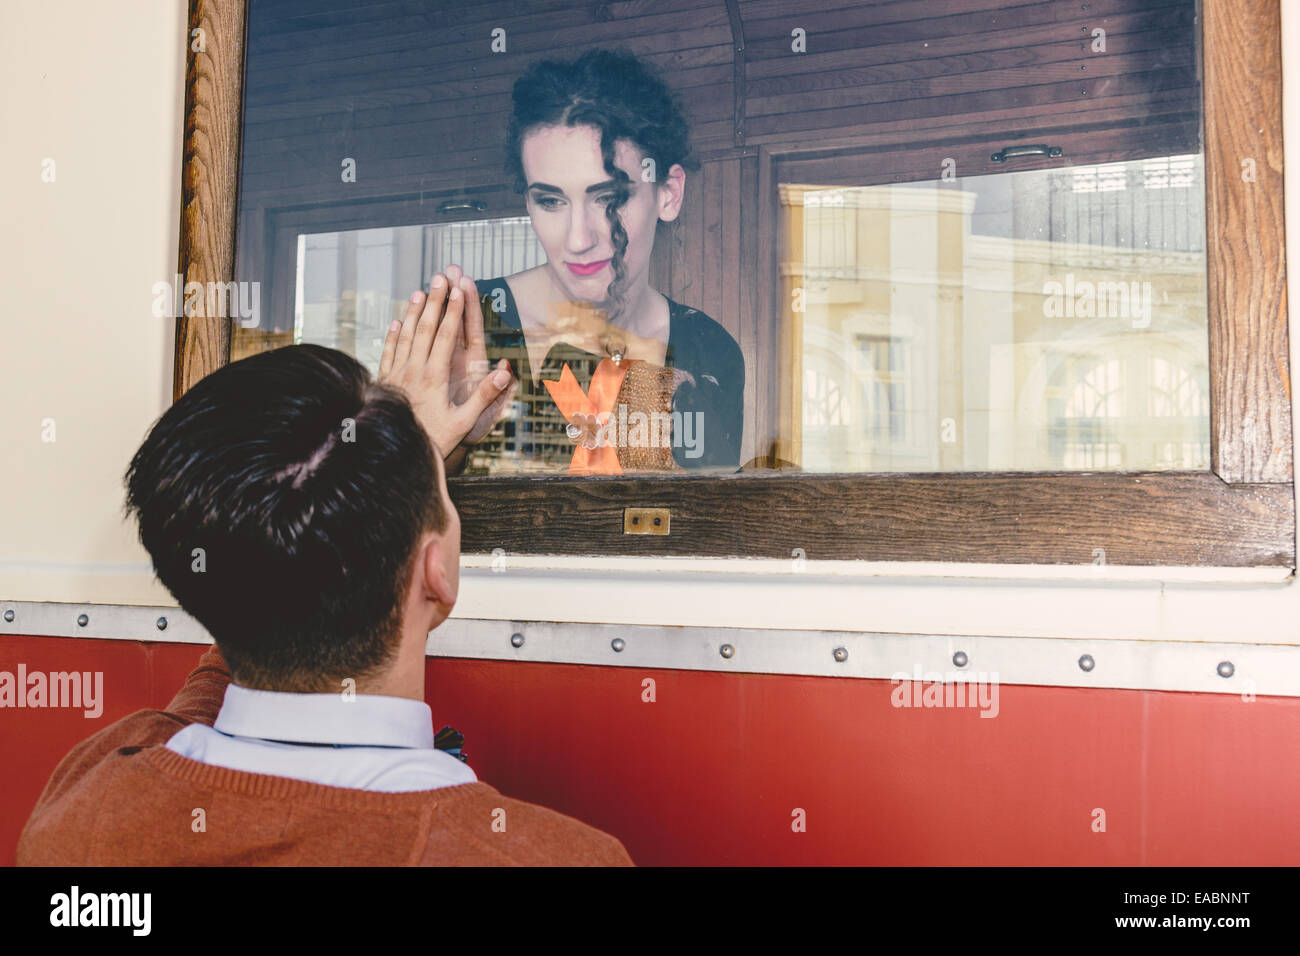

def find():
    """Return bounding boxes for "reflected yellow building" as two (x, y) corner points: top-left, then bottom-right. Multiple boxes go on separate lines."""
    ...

(781, 155), (1209, 472)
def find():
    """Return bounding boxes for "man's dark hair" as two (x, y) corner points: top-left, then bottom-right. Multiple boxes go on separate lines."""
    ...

(124, 345), (445, 691)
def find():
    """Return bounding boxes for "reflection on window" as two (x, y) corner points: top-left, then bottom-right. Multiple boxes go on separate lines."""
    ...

(781, 154), (1209, 472)
(293, 218), (544, 373)
(858, 335), (910, 444)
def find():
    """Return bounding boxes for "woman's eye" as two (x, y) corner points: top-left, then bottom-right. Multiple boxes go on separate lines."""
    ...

(533, 195), (563, 210)
(593, 193), (614, 207)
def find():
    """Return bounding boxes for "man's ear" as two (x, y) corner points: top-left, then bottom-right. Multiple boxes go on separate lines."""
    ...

(657, 163), (686, 223)
(419, 533), (456, 608)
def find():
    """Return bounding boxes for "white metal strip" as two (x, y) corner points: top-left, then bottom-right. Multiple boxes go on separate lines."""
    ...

(427, 619), (1296, 698)
(1, 601), (1291, 697)
(0, 601), (211, 644)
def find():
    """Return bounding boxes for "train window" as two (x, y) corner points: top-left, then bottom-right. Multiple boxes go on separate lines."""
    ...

(178, 0), (1292, 565)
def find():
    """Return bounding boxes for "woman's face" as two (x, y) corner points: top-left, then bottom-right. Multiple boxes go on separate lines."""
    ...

(520, 123), (683, 309)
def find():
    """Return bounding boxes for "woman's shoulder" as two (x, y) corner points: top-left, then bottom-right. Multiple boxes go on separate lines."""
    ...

(667, 298), (744, 367)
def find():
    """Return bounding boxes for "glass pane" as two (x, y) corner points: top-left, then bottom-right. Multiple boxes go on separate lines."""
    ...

(783, 155), (1209, 472)
(230, 0), (1204, 480)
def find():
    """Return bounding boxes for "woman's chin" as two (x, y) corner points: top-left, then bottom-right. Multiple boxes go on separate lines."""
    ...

(551, 268), (611, 305)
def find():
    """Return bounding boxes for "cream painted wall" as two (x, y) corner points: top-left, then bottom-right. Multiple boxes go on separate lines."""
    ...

(0, 2), (1296, 647)
(0, 0), (184, 603)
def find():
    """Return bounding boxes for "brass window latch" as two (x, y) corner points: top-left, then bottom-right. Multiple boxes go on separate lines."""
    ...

(624, 507), (670, 535)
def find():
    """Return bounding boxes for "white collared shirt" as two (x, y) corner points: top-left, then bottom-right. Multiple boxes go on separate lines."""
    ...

(165, 682), (478, 793)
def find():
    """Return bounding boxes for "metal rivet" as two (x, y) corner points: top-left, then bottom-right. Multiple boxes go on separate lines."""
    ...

(3, 609), (12, 623)
(156, 617), (168, 631)
(77, 613), (89, 627)
(1078, 654), (1095, 672)
(953, 651), (969, 668)
(719, 643), (735, 659)
(832, 646), (848, 663)
(611, 638), (625, 653)
(1217, 660), (1235, 678)
(510, 632), (524, 648)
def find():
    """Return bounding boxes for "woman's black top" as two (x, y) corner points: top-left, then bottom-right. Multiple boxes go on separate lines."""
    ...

(476, 276), (745, 471)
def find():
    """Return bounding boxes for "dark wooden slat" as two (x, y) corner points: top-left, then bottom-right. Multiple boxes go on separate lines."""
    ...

(249, 14), (727, 78)
(724, 0), (746, 146)
(745, 4), (1186, 80)
(451, 472), (1294, 565)
(698, 159), (724, 327)
(238, 79), (733, 166)
(746, 44), (1193, 119)
(740, 85), (1200, 153)
(737, 0), (1012, 23)
(241, 62), (733, 144)
(241, 46), (733, 127)
(249, 7), (730, 65)
(740, 0), (1186, 59)
(743, 66), (1198, 139)
(252, 0), (714, 41)
(755, 145), (779, 465)
(174, 0), (245, 399)
(745, 26), (1191, 112)
(674, 136), (706, 307)
(738, 153), (760, 466)
(720, 157), (742, 344)
(235, 117), (736, 189)
(1204, 0), (1292, 483)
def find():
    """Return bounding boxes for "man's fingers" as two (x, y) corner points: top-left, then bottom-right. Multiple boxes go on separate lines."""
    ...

(377, 317), (400, 381)
(411, 273), (448, 366)
(461, 275), (486, 354)
(382, 291), (424, 379)
(458, 363), (514, 432)
(431, 283), (465, 375)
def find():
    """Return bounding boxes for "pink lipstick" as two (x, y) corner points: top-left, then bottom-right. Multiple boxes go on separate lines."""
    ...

(565, 258), (610, 277)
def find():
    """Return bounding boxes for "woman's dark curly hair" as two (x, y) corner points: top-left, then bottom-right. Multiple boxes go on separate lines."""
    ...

(504, 47), (698, 319)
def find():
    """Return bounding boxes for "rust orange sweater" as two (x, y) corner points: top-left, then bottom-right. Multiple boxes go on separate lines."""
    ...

(16, 645), (634, 866)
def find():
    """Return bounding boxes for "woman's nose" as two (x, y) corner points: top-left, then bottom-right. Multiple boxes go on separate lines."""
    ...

(565, 206), (599, 254)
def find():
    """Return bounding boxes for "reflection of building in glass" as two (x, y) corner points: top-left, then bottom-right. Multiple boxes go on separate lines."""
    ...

(784, 154), (1210, 473)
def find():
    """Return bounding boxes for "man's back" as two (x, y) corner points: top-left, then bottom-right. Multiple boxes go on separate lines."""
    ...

(17, 646), (634, 867)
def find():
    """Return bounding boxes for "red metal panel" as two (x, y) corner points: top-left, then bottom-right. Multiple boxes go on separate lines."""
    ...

(1143, 691), (1300, 865)
(425, 660), (1152, 864)
(0, 636), (152, 865)
(4, 636), (1299, 866)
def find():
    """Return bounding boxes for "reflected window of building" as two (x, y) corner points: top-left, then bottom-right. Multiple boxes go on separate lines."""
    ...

(779, 153), (1209, 472)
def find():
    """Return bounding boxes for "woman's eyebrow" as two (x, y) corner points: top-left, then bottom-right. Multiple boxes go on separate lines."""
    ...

(527, 180), (619, 195)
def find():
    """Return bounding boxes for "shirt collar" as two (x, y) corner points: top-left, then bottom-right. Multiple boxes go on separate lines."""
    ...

(213, 683), (436, 749)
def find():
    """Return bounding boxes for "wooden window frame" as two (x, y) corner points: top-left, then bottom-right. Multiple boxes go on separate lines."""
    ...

(174, 0), (1293, 566)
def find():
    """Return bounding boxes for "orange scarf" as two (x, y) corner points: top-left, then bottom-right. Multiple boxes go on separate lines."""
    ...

(541, 358), (629, 475)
